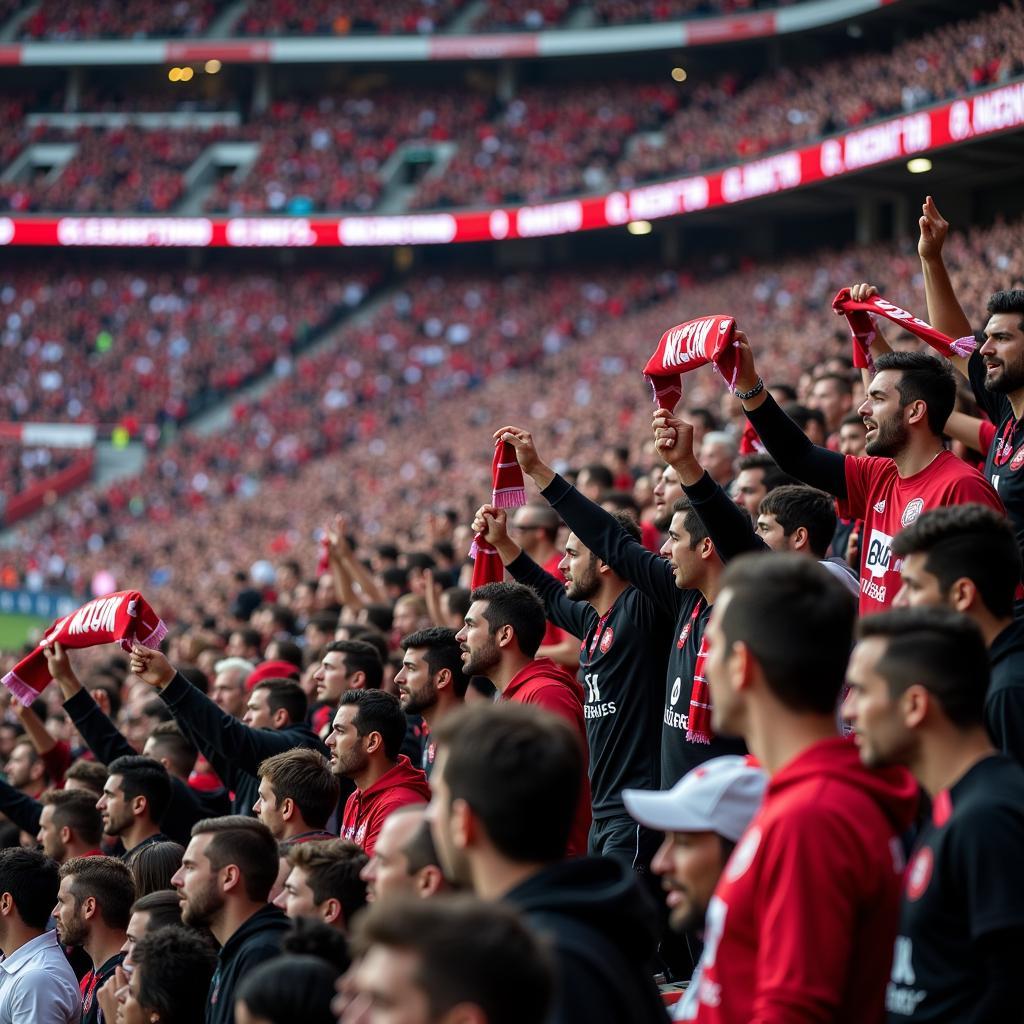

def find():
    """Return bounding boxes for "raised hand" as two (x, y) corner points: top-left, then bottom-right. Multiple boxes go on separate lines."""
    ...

(918, 195), (949, 262)
(129, 643), (176, 690)
(492, 425), (554, 489)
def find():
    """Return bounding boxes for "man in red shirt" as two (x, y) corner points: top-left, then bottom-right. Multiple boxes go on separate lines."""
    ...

(455, 581), (592, 856)
(732, 331), (1003, 613)
(327, 689), (430, 856)
(694, 554), (918, 1024)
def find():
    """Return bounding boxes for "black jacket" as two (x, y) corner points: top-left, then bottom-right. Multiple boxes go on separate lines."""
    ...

(988, 618), (1024, 766)
(206, 904), (289, 1024)
(64, 688), (210, 845)
(159, 672), (329, 816)
(504, 857), (670, 1024)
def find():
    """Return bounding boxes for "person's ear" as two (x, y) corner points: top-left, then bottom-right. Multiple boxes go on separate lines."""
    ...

(279, 797), (295, 823)
(321, 898), (343, 926)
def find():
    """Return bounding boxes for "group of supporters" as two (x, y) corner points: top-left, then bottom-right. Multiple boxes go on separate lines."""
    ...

(0, 197), (1022, 1024)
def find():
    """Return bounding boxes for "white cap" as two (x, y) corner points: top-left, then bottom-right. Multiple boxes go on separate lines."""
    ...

(623, 756), (767, 842)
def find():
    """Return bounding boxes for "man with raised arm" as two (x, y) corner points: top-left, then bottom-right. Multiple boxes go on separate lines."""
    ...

(497, 425), (744, 788)
(723, 328), (1001, 613)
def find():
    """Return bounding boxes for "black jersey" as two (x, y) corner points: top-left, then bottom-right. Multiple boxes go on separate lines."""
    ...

(886, 755), (1024, 1022)
(508, 551), (667, 817)
(543, 475), (745, 787)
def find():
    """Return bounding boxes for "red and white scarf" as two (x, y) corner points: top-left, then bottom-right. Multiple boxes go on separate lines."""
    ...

(680, 601), (714, 744)
(2, 590), (167, 705)
(470, 440), (527, 589)
(832, 288), (977, 370)
(644, 315), (738, 411)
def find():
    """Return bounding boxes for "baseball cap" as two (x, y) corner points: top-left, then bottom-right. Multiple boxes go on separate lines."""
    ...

(623, 755), (767, 843)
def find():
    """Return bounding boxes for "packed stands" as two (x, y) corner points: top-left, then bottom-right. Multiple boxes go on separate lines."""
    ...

(18, 0), (230, 40)
(4, 214), (1020, 615)
(235, 0), (469, 36)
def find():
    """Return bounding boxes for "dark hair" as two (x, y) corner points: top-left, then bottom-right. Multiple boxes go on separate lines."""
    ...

(323, 639), (384, 690)
(267, 639), (304, 669)
(670, 495), (710, 548)
(719, 554), (856, 713)
(281, 917), (351, 972)
(106, 756), (172, 825)
(308, 612), (340, 636)
(287, 838), (368, 924)
(340, 626), (390, 665)
(65, 759), (108, 795)
(759, 485), (838, 559)
(578, 463), (614, 492)
(873, 351), (956, 435)
(233, 627), (262, 651)
(400, 627), (469, 699)
(405, 551), (437, 573)
(689, 407), (720, 431)
(469, 582), (546, 659)
(434, 703), (582, 863)
(381, 567), (409, 593)
(602, 491), (640, 516)
(360, 604), (394, 635)
(133, 926), (217, 1024)
(857, 608), (990, 726)
(40, 788), (103, 847)
(441, 587), (471, 620)
(235, 955), (337, 1024)
(140, 698), (172, 723)
(892, 504), (1022, 619)
(814, 372), (853, 396)
(60, 855), (135, 930)
(0, 848), (59, 928)
(252, 679), (308, 726)
(126, 841), (185, 898)
(257, 749), (339, 830)
(512, 502), (561, 542)
(350, 896), (553, 1024)
(609, 509), (642, 544)
(130, 888), (183, 930)
(177, 665), (210, 694)
(337, 690), (407, 762)
(148, 721), (198, 777)
(736, 453), (797, 493)
(840, 411), (866, 430)
(987, 289), (1024, 329)
(191, 816), (279, 902)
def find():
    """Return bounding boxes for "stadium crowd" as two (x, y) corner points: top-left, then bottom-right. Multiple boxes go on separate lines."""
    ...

(0, 3), (1018, 214)
(0, 196), (1022, 1024)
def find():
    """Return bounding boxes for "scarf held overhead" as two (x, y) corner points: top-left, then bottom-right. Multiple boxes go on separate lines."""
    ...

(470, 439), (527, 589)
(832, 288), (978, 370)
(644, 315), (738, 411)
(2, 591), (167, 706)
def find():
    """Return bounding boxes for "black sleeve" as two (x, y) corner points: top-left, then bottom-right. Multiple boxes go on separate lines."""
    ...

(158, 672), (300, 775)
(64, 688), (137, 765)
(542, 475), (681, 618)
(683, 471), (767, 563)
(967, 350), (1006, 424)
(986, 688), (1024, 763)
(0, 778), (42, 834)
(507, 550), (594, 640)
(745, 393), (848, 498)
(965, 930), (1024, 1024)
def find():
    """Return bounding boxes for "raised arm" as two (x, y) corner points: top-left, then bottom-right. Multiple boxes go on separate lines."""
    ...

(918, 195), (973, 377)
(495, 425), (680, 616)
(731, 331), (848, 498)
(0, 777), (42, 835)
(472, 503), (592, 639)
(653, 409), (766, 563)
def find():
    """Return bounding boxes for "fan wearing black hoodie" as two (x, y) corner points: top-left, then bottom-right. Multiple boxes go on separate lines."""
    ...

(428, 702), (669, 1024)
(170, 815), (289, 1024)
(128, 644), (329, 817)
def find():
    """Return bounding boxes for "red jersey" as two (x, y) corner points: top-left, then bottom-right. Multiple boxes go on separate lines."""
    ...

(503, 657), (592, 857)
(694, 738), (918, 1024)
(842, 450), (1002, 614)
(340, 755), (431, 856)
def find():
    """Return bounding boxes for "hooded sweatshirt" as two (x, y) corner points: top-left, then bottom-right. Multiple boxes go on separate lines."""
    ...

(341, 755), (431, 855)
(206, 903), (289, 1024)
(693, 737), (918, 1024)
(503, 658), (593, 857)
(504, 856), (670, 1024)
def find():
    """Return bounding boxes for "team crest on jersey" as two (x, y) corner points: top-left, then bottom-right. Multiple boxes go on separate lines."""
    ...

(905, 847), (934, 901)
(901, 498), (925, 527)
(1011, 448), (1024, 472)
(725, 826), (762, 882)
(599, 627), (614, 653)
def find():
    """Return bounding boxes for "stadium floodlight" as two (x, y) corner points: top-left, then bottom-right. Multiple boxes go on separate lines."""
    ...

(627, 221), (653, 235)
(671, 67), (688, 83)
(907, 158), (933, 174)
(205, 59), (222, 74)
